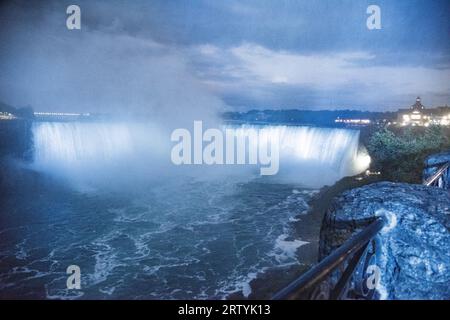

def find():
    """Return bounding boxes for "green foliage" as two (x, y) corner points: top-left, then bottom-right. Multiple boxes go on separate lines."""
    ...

(367, 126), (450, 183)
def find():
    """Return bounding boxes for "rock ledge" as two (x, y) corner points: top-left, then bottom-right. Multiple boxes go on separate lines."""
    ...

(320, 181), (450, 300)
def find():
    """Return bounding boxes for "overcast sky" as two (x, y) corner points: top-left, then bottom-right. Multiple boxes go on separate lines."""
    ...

(0, 0), (449, 113)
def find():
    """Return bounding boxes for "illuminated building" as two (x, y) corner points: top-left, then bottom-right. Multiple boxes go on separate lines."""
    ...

(398, 97), (431, 126)
(397, 97), (450, 127)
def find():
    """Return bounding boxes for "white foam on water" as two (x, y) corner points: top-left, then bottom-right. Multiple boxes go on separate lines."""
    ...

(271, 235), (309, 263)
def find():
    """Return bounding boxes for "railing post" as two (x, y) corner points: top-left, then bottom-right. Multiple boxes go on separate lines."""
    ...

(272, 218), (385, 300)
(423, 162), (450, 189)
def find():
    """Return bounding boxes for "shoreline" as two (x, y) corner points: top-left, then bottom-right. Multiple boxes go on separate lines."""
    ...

(228, 173), (382, 300)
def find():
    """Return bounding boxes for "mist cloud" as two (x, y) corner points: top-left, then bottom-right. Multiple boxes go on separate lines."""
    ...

(0, 1), (224, 127)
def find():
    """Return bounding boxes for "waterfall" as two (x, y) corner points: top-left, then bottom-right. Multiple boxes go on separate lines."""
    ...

(31, 122), (369, 187)
(231, 124), (361, 166)
(33, 122), (135, 167)
(227, 125), (368, 185)
(31, 121), (170, 187)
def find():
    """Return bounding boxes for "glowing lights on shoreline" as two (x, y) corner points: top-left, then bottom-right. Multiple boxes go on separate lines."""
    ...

(34, 112), (91, 117)
(335, 118), (371, 125)
(0, 112), (17, 120)
(400, 113), (450, 127)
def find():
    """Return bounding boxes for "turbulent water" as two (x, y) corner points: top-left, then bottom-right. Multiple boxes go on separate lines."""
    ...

(0, 121), (369, 299)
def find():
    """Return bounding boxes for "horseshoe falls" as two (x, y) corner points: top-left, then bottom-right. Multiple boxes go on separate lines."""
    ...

(31, 122), (367, 187)
(0, 121), (369, 299)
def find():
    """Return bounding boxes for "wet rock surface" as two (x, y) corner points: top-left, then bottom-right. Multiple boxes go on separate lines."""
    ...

(320, 181), (450, 300)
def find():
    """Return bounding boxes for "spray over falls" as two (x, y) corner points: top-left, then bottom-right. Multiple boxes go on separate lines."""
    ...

(32, 122), (369, 187)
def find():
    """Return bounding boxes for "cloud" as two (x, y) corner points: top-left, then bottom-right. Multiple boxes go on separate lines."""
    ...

(1, 1), (448, 112)
(190, 43), (450, 109)
(0, 1), (225, 127)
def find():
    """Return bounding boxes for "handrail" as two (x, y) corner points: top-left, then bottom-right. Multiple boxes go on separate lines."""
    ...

(424, 162), (450, 187)
(272, 218), (385, 300)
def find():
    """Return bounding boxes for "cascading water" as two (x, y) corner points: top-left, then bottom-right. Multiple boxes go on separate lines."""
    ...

(33, 122), (136, 169)
(32, 122), (369, 187)
(31, 121), (170, 187)
(2, 121), (371, 299)
(229, 125), (367, 186)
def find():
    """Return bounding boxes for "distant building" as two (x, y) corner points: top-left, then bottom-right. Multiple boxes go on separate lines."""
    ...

(398, 97), (431, 126)
(397, 97), (450, 126)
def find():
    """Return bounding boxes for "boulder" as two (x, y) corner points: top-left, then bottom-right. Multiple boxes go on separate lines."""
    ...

(320, 181), (450, 300)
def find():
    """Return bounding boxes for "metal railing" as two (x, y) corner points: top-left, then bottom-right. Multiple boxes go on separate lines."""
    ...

(272, 218), (385, 300)
(423, 161), (450, 189)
